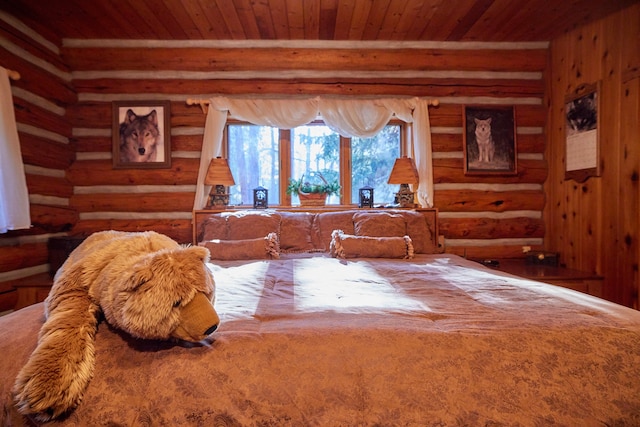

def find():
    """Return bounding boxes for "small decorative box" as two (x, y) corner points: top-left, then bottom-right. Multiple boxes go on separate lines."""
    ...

(526, 251), (559, 267)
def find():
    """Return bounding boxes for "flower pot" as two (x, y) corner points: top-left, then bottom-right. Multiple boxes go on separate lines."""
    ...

(298, 192), (327, 207)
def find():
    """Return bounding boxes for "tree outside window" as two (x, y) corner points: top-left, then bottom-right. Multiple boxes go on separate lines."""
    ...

(227, 123), (402, 207)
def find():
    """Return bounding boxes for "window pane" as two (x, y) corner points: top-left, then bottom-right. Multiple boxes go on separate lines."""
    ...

(351, 125), (401, 205)
(291, 125), (340, 205)
(227, 125), (280, 206)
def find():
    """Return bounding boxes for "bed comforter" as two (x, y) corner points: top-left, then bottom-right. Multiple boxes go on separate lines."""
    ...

(1, 254), (640, 426)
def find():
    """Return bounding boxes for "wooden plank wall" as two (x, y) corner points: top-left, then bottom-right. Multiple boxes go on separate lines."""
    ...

(0, 10), (549, 309)
(545, 3), (640, 308)
(0, 11), (77, 310)
(63, 39), (548, 258)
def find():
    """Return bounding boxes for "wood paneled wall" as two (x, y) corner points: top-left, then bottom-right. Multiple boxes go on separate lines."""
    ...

(0, 12), (76, 310)
(0, 11), (550, 310)
(63, 40), (548, 258)
(545, 3), (640, 308)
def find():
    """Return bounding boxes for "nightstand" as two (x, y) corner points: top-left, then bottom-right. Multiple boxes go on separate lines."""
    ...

(483, 258), (603, 298)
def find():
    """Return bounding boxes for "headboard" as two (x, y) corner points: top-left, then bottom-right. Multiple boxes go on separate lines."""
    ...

(192, 208), (439, 255)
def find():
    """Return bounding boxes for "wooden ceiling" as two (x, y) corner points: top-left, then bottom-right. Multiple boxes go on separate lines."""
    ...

(2, 0), (638, 44)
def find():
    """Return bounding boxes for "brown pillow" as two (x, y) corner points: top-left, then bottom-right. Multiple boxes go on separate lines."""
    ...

(313, 211), (356, 251)
(279, 211), (316, 253)
(402, 210), (437, 254)
(201, 233), (280, 260)
(353, 212), (407, 237)
(200, 215), (228, 241)
(330, 230), (414, 259)
(224, 211), (281, 240)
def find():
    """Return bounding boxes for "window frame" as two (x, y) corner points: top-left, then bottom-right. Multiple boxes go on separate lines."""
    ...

(224, 119), (408, 207)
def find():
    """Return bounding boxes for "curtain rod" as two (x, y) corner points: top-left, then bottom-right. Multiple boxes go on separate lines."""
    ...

(6, 69), (20, 81)
(186, 97), (440, 113)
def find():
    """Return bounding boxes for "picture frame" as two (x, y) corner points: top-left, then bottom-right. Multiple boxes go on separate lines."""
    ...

(463, 105), (517, 175)
(564, 82), (600, 182)
(112, 100), (171, 169)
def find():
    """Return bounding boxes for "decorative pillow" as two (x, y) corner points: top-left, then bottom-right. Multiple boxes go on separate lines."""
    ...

(402, 210), (437, 254)
(353, 212), (407, 237)
(199, 215), (228, 241)
(313, 211), (356, 251)
(200, 232), (280, 260)
(224, 211), (281, 240)
(279, 211), (317, 253)
(330, 230), (414, 259)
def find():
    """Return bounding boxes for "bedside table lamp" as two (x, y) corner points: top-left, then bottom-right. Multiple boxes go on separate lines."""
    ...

(387, 156), (419, 208)
(204, 157), (235, 208)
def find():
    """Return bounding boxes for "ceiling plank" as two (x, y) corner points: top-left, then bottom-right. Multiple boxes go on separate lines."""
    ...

(251, 0), (278, 39)
(376, 0), (409, 40)
(420, 0), (477, 41)
(390, 0), (426, 41)
(446, 0), (495, 41)
(122, 0), (176, 39)
(304, 0), (321, 39)
(319, 0), (339, 40)
(174, 0), (219, 39)
(333, 0), (356, 40)
(361, 0), (392, 40)
(230, 0), (263, 39)
(347, 0), (373, 40)
(199, 0), (235, 40)
(404, 0), (443, 41)
(152, 0), (190, 39)
(285, 0), (305, 39)
(269, 0), (291, 39)
(213, 0), (249, 39)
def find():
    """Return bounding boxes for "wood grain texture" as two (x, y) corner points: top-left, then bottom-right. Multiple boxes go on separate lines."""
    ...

(2, 0), (635, 42)
(545, 3), (640, 308)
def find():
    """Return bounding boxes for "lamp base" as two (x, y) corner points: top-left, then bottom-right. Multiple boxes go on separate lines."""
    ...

(395, 184), (416, 208)
(208, 185), (230, 208)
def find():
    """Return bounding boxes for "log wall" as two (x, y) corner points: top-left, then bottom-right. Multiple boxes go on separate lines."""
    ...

(1, 10), (551, 309)
(64, 40), (548, 259)
(0, 12), (76, 310)
(546, 3), (640, 308)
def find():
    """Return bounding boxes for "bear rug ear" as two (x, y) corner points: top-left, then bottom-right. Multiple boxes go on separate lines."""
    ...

(12, 274), (101, 422)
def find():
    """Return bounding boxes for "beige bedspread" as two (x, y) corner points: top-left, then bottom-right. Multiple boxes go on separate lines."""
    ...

(2, 254), (640, 426)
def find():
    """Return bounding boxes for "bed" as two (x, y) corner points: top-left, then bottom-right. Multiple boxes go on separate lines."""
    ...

(1, 208), (639, 426)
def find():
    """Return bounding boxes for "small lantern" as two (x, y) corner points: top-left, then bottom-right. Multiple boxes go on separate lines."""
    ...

(253, 186), (268, 209)
(359, 185), (374, 208)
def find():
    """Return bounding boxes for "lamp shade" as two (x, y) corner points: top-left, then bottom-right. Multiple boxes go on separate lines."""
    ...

(387, 156), (419, 184)
(204, 157), (235, 186)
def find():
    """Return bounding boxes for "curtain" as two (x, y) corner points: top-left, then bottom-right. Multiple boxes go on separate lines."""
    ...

(0, 66), (30, 233)
(193, 96), (434, 210)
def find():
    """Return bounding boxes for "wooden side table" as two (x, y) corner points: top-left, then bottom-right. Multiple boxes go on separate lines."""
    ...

(483, 259), (603, 298)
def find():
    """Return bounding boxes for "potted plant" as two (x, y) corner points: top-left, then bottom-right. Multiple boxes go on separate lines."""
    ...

(286, 173), (341, 206)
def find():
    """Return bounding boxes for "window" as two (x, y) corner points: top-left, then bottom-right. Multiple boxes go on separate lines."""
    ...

(350, 126), (400, 204)
(227, 125), (280, 206)
(227, 122), (403, 206)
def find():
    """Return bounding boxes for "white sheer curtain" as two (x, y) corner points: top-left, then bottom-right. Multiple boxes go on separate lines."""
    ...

(193, 96), (434, 210)
(0, 67), (30, 233)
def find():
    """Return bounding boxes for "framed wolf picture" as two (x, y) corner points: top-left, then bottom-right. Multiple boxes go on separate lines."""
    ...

(112, 101), (171, 169)
(463, 105), (517, 175)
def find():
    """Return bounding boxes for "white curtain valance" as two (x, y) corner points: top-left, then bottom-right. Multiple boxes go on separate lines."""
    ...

(193, 96), (434, 210)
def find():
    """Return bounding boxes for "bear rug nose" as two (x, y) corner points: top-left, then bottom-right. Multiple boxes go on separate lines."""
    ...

(204, 324), (218, 336)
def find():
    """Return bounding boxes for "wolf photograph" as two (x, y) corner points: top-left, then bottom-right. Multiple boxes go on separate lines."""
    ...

(463, 105), (517, 175)
(112, 101), (171, 169)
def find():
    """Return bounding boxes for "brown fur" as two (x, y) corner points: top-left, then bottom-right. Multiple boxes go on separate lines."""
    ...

(12, 231), (219, 422)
